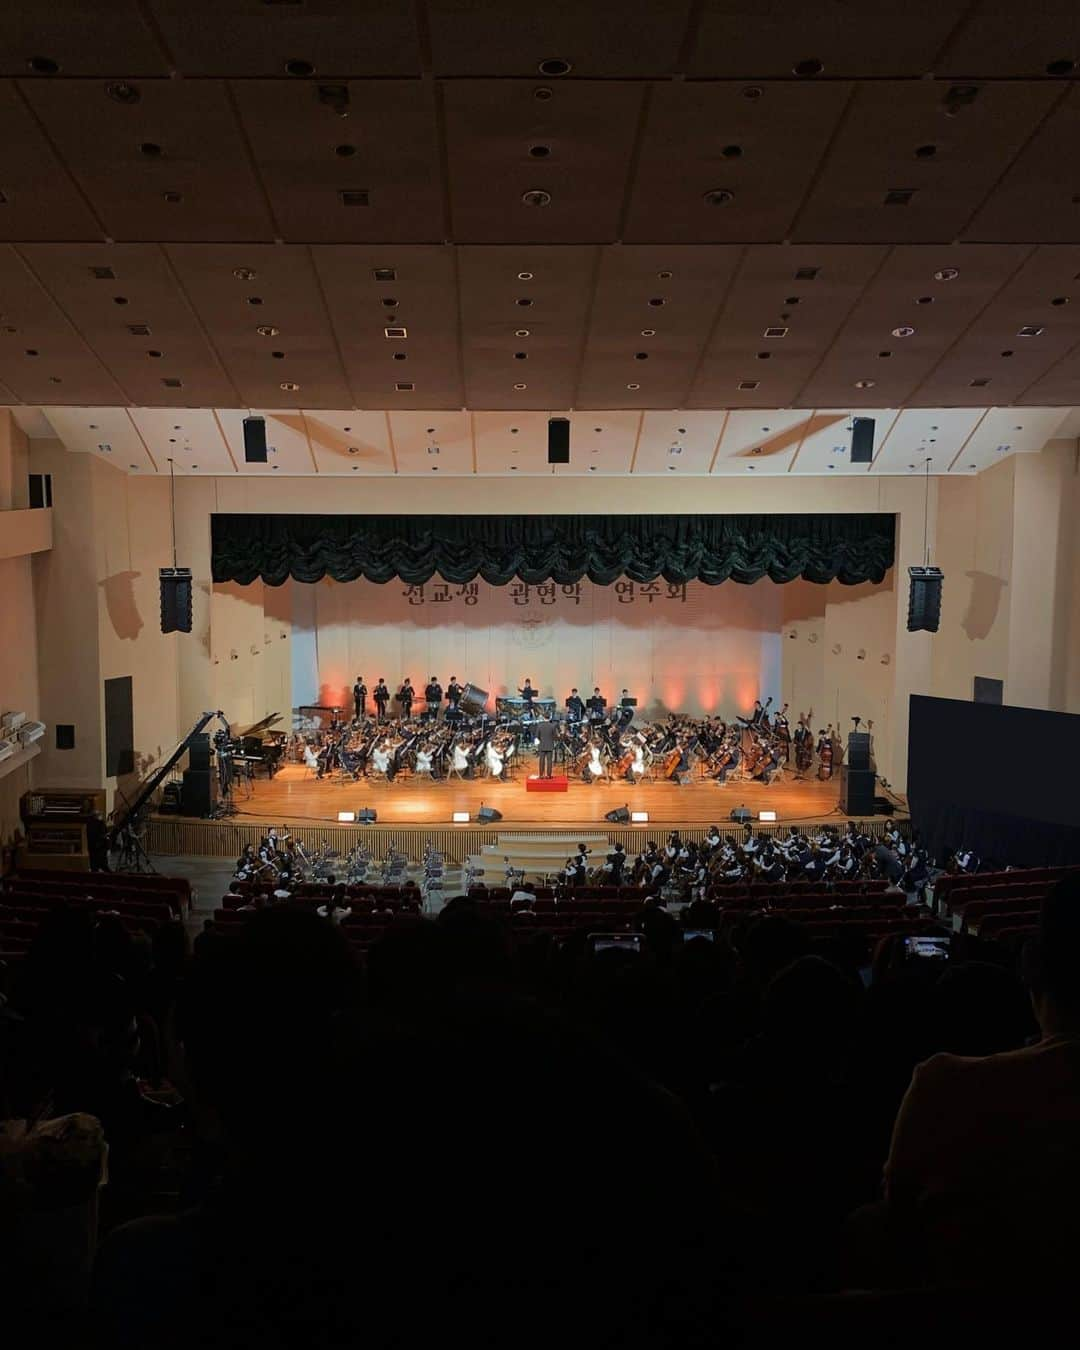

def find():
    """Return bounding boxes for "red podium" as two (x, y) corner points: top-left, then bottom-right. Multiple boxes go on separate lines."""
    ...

(526, 774), (569, 793)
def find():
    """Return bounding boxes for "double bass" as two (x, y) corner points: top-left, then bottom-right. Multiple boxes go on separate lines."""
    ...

(817, 726), (834, 781)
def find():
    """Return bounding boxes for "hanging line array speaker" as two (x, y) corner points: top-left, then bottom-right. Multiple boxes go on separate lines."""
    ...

(159, 567), (193, 634)
(907, 566), (944, 633)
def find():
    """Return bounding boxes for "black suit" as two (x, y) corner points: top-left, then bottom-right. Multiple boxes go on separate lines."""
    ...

(535, 719), (557, 779)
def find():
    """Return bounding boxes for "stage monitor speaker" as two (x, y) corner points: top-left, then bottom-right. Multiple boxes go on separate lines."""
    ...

(847, 731), (872, 771)
(547, 417), (570, 464)
(159, 567), (193, 634)
(357, 808), (377, 824)
(188, 732), (211, 771)
(243, 415), (268, 463)
(973, 676), (1003, 706)
(459, 683), (488, 714)
(730, 807), (752, 824)
(907, 566), (943, 633)
(840, 766), (876, 815)
(181, 768), (217, 817)
(850, 416), (875, 464)
(605, 805), (630, 823)
(477, 805), (503, 823)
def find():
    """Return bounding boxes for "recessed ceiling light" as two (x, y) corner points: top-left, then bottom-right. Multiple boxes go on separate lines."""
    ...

(793, 57), (824, 76)
(272, 351), (285, 359)
(934, 267), (959, 281)
(139, 141), (162, 157)
(641, 328), (655, 337)
(1017, 325), (1044, 336)
(892, 326), (916, 337)
(1047, 58), (1077, 76)
(703, 187), (735, 206)
(1051, 296), (1070, 306)
(335, 143), (357, 157)
(284, 58), (316, 77)
(233, 267), (257, 281)
(521, 189), (552, 207)
(515, 328), (530, 337)
(757, 351), (771, 360)
(589, 465), (597, 471)
(648, 297), (666, 307)
(247, 296), (263, 306)
(510, 427), (519, 434)
(657, 270), (672, 280)
(635, 352), (649, 360)
(279, 381), (300, 391)
(256, 325), (279, 337)
(915, 296), (934, 305)
(513, 383), (527, 390)
(746, 464), (756, 471)
(854, 380), (875, 389)
(537, 57), (572, 77)
(517, 271), (533, 280)
(533, 86), (552, 101)
(113, 296), (128, 306)
(626, 383), (640, 390)
(915, 144), (937, 159)
(879, 350), (892, 357)
(764, 326), (787, 338)
(162, 190), (183, 204)
(738, 380), (759, 391)
(147, 349), (162, 358)
(1000, 349), (1014, 357)
(25, 348), (38, 356)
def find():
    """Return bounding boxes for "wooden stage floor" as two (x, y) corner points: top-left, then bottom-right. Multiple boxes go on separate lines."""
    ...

(220, 761), (880, 830)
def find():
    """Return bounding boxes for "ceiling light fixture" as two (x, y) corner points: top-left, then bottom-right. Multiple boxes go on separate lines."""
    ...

(279, 381), (300, 391)
(934, 267), (959, 281)
(854, 379), (875, 389)
(1017, 325), (1044, 337)
(538, 58), (572, 76)
(234, 267), (257, 281)
(515, 329), (530, 337)
(626, 383), (640, 390)
(703, 187), (735, 206)
(521, 189), (552, 207)
(892, 325), (916, 337)
(256, 325), (279, 337)
(513, 383), (527, 390)
(517, 271), (533, 280)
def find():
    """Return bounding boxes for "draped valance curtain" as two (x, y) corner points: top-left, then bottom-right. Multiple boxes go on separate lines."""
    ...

(210, 513), (896, 587)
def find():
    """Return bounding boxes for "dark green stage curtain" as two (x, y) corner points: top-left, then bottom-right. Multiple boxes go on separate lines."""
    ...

(210, 513), (896, 587)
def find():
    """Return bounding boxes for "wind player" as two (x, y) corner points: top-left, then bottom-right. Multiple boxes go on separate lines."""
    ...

(565, 688), (585, 724)
(352, 675), (367, 722)
(424, 675), (443, 722)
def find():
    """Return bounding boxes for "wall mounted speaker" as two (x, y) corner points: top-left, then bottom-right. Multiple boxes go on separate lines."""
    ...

(477, 805), (503, 823)
(243, 416), (268, 463)
(850, 417), (875, 464)
(55, 724), (75, 750)
(605, 805), (630, 823)
(160, 567), (193, 634)
(907, 566), (944, 633)
(547, 417), (570, 464)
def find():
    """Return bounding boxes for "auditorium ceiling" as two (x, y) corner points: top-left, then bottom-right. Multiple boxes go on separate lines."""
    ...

(2, 0), (1080, 473)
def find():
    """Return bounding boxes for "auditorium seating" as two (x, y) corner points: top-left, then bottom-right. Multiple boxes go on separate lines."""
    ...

(932, 865), (1080, 946)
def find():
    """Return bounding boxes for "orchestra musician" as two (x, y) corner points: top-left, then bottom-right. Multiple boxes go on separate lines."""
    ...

(616, 689), (635, 729)
(587, 687), (606, 723)
(519, 678), (538, 710)
(353, 676), (367, 721)
(373, 678), (390, 722)
(535, 714), (557, 780)
(446, 676), (463, 716)
(424, 676), (443, 721)
(398, 678), (415, 719)
(773, 703), (791, 761)
(565, 688), (585, 723)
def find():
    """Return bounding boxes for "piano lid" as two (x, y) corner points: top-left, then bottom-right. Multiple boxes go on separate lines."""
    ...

(233, 712), (283, 740)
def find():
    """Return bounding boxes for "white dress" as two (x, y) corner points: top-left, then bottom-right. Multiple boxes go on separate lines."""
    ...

(630, 748), (646, 779)
(585, 747), (604, 780)
(452, 743), (470, 773)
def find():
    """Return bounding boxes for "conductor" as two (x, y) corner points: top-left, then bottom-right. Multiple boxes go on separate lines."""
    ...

(535, 716), (557, 780)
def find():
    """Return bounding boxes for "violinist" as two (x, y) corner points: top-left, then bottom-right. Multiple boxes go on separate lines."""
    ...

(565, 688), (585, 723)
(373, 678), (390, 722)
(398, 679), (415, 719)
(424, 676), (443, 721)
(353, 675), (367, 722)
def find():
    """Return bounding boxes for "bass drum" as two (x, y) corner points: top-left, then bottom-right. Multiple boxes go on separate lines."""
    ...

(459, 683), (489, 715)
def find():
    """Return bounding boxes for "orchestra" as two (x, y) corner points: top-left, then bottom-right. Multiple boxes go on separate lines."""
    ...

(289, 678), (841, 789)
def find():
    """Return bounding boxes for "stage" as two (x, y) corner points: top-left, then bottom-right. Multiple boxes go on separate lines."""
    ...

(147, 761), (908, 864)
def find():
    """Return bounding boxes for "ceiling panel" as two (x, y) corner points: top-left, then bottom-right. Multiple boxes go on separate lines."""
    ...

(18, 242), (240, 406)
(442, 81), (644, 244)
(232, 80), (444, 244)
(0, 82), (105, 240)
(475, 411), (560, 476)
(958, 406), (1072, 470)
(41, 405), (156, 472)
(302, 411), (393, 476)
(711, 409), (810, 475)
(562, 411), (640, 476)
(217, 409), (315, 476)
(938, 5), (1080, 77)
(390, 410), (473, 474)
(458, 244), (597, 408)
(0, 246), (126, 404)
(687, 0), (970, 78)
(165, 244), (351, 407)
(21, 78), (275, 243)
(872, 407), (986, 475)
(312, 245), (462, 410)
(0, 2), (167, 77)
(793, 82), (1059, 244)
(576, 246), (740, 409)
(795, 244), (1031, 408)
(428, 0), (694, 76)
(963, 86), (1080, 243)
(791, 408), (900, 474)
(128, 407), (234, 475)
(626, 81), (849, 244)
(634, 411), (724, 475)
(687, 244), (888, 408)
(147, 0), (421, 78)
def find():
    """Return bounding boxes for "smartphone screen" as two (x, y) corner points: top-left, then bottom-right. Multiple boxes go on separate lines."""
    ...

(590, 933), (642, 955)
(682, 929), (716, 943)
(904, 935), (950, 960)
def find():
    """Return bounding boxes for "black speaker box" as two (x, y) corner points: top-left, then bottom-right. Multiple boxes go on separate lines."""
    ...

(357, 808), (377, 824)
(55, 724), (75, 750)
(847, 731), (872, 771)
(243, 416), (268, 463)
(547, 417), (570, 464)
(188, 733), (211, 771)
(840, 766), (876, 815)
(160, 567), (193, 634)
(477, 805), (503, 823)
(730, 807), (752, 824)
(907, 566), (944, 633)
(159, 782), (183, 814)
(181, 768), (217, 817)
(605, 806), (630, 824)
(850, 417), (875, 464)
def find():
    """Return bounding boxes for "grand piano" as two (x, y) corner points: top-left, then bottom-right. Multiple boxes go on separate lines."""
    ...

(232, 713), (287, 777)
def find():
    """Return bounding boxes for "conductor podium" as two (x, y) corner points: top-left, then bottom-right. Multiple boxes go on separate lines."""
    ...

(526, 774), (568, 793)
